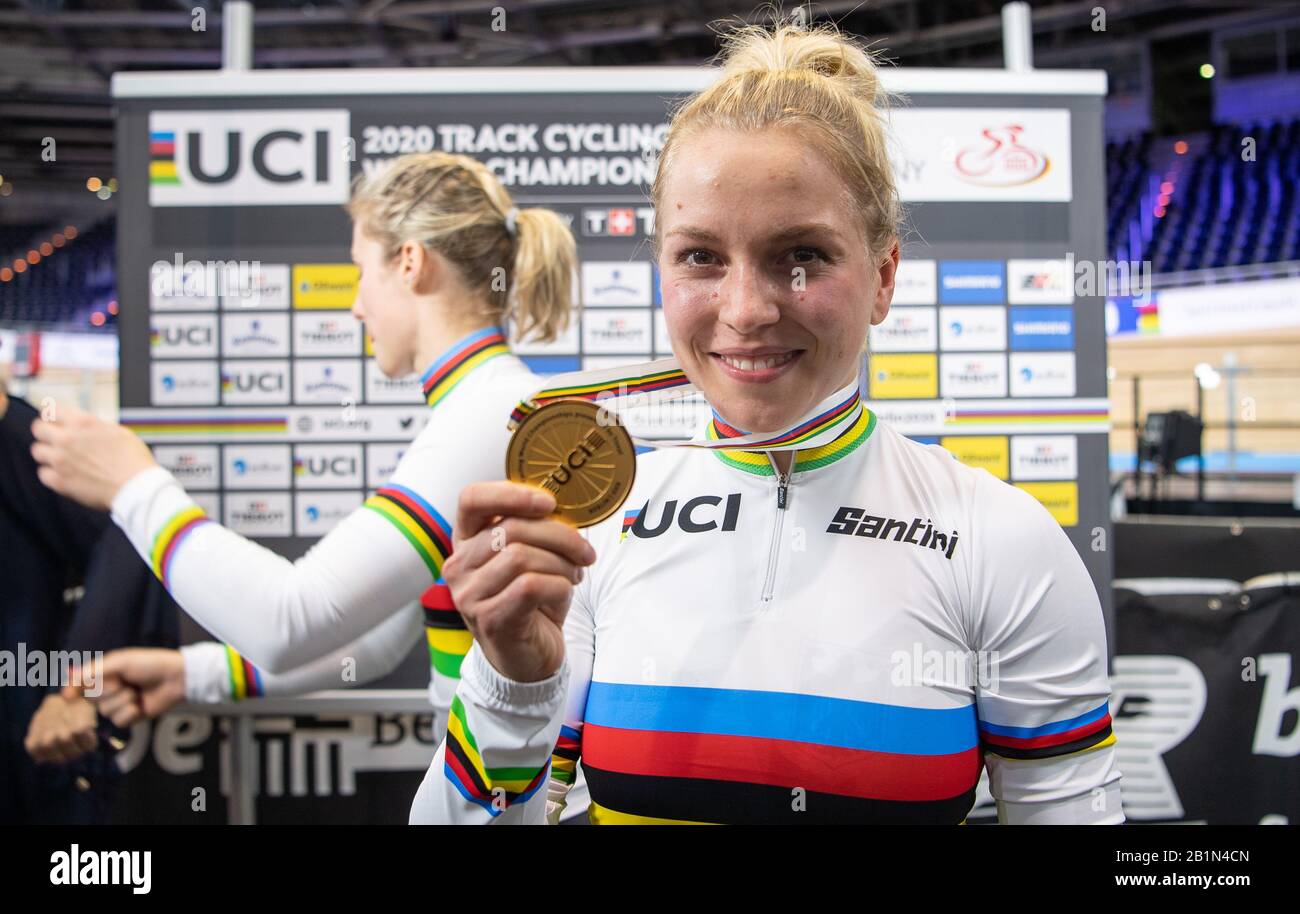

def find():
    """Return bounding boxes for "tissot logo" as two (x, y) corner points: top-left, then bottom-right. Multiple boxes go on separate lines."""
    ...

(826, 506), (960, 559)
(231, 501), (286, 524)
(626, 493), (741, 538)
(149, 110), (351, 207)
(581, 207), (654, 237)
(303, 321), (347, 342)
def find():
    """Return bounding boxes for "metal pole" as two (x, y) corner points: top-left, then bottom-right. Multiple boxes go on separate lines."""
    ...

(1196, 379), (1205, 505)
(1001, 2), (1034, 72)
(226, 715), (258, 825)
(1223, 352), (1238, 481)
(1132, 376), (1142, 509)
(223, 0), (254, 72)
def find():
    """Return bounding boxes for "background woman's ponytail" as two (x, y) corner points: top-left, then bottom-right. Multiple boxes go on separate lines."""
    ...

(505, 206), (576, 344)
(347, 152), (576, 343)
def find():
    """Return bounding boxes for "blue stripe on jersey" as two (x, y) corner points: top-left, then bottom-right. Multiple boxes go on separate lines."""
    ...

(385, 482), (452, 535)
(585, 681), (978, 756)
(419, 326), (504, 386)
(978, 701), (1110, 739)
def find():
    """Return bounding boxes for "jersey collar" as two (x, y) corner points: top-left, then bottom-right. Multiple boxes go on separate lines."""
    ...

(419, 326), (510, 409)
(707, 397), (877, 477)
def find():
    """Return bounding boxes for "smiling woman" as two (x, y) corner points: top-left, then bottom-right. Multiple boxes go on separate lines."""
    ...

(411, 16), (1123, 826)
(649, 25), (903, 464)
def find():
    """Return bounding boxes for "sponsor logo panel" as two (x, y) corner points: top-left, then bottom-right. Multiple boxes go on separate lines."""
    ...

(869, 354), (938, 399)
(224, 492), (293, 536)
(940, 353), (1008, 398)
(1015, 481), (1079, 526)
(151, 362), (219, 406)
(1011, 435), (1079, 481)
(940, 435), (1009, 480)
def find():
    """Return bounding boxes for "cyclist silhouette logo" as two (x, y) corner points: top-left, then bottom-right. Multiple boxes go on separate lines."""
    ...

(954, 125), (1049, 187)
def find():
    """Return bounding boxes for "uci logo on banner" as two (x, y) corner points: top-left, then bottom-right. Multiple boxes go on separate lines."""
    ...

(149, 110), (351, 207)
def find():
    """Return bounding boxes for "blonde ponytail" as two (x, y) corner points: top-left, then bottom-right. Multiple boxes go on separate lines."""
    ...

(347, 152), (576, 343)
(505, 206), (576, 344)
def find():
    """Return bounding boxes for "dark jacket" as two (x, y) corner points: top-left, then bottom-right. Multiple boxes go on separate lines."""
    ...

(0, 393), (180, 823)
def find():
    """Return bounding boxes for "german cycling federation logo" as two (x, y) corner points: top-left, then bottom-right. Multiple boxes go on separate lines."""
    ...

(954, 125), (1050, 188)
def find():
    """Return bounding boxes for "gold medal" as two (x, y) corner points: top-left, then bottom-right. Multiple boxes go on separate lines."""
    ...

(506, 399), (636, 528)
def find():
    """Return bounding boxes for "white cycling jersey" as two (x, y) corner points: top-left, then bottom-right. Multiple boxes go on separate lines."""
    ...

(110, 326), (591, 819)
(409, 383), (1122, 824)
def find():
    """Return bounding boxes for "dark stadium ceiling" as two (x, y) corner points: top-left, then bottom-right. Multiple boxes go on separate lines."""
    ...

(0, 0), (1292, 200)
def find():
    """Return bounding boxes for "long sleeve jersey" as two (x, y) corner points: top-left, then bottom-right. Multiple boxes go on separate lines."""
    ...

(410, 406), (1122, 824)
(179, 607), (421, 703)
(111, 328), (530, 675)
(110, 327), (589, 817)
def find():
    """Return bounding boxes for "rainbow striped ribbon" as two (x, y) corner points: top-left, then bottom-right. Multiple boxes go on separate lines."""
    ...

(508, 357), (863, 453)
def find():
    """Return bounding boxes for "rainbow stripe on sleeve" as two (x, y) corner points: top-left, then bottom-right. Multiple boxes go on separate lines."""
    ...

(362, 484), (453, 581)
(550, 724), (583, 786)
(149, 505), (212, 588)
(224, 645), (264, 700)
(979, 701), (1115, 760)
(421, 581), (472, 678)
(444, 695), (550, 816)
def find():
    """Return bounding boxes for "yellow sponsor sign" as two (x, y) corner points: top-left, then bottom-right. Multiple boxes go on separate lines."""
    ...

(869, 354), (938, 399)
(1016, 481), (1078, 527)
(941, 436), (1009, 480)
(293, 264), (359, 310)
(364, 330), (374, 357)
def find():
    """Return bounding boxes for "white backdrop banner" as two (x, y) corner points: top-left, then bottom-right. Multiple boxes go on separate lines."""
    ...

(1154, 276), (1300, 337)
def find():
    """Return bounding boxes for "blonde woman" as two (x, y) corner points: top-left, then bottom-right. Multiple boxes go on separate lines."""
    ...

(414, 20), (1122, 824)
(33, 152), (593, 818)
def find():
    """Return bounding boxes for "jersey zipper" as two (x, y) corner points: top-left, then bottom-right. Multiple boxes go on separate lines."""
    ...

(760, 457), (791, 604)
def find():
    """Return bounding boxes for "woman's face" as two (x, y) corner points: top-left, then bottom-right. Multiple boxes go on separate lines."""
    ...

(350, 222), (416, 378)
(656, 127), (898, 434)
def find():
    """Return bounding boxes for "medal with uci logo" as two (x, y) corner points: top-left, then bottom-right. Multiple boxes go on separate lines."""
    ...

(506, 399), (636, 528)
(506, 357), (866, 527)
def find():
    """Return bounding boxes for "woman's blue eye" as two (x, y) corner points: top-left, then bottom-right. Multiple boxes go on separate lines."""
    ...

(681, 250), (715, 266)
(791, 247), (827, 262)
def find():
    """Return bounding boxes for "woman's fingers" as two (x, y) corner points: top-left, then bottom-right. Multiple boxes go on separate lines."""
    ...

(30, 414), (69, 445)
(97, 688), (138, 719)
(109, 702), (143, 729)
(449, 514), (594, 577)
(476, 571), (574, 638)
(460, 541), (584, 603)
(454, 480), (557, 543)
(445, 482), (597, 683)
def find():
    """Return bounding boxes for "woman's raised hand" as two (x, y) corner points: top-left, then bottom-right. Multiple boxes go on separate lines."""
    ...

(442, 481), (596, 683)
(30, 402), (158, 511)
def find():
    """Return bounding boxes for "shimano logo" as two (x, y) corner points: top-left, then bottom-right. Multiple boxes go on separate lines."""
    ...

(825, 506), (959, 559)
